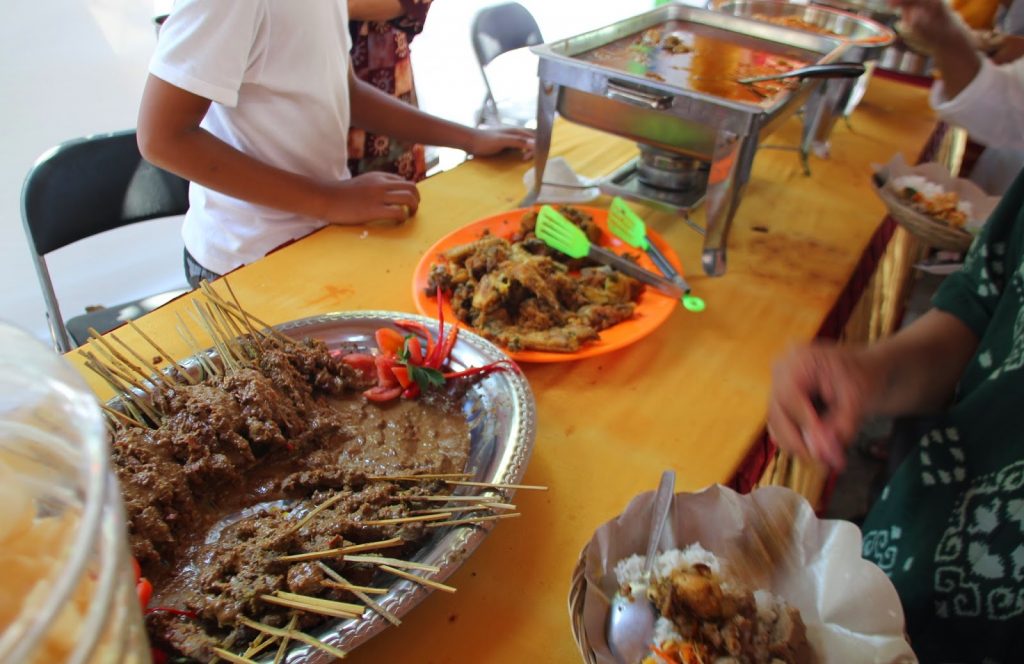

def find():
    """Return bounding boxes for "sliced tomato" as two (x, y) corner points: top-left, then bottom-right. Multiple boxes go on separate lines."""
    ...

(406, 336), (423, 365)
(403, 384), (420, 399)
(363, 385), (403, 402)
(391, 366), (413, 389)
(375, 354), (399, 388)
(375, 328), (404, 357)
(340, 352), (376, 379)
(136, 577), (153, 608)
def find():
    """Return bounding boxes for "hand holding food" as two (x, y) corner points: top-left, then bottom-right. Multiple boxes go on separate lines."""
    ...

(767, 343), (883, 470)
(891, 0), (970, 55)
(320, 171), (420, 226)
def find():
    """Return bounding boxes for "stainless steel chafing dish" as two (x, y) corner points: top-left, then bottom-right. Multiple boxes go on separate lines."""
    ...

(714, 1), (894, 161)
(810, 0), (933, 75)
(522, 3), (848, 276)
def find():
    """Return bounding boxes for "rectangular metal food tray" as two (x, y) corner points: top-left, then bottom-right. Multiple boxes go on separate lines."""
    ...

(523, 3), (850, 276)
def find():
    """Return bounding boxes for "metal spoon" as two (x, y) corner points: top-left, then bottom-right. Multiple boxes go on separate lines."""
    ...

(736, 62), (865, 85)
(607, 470), (676, 664)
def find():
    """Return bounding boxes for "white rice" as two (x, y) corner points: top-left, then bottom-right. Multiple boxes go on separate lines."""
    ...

(890, 175), (976, 225)
(891, 174), (945, 198)
(614, 544), (793, 649)
(613, 542), (721, 600)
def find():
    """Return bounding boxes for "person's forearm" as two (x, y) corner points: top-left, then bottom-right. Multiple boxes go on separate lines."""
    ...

(349, 75), (480, 151)
(860, 309), (979, 416)
(932, 29), (984, 99)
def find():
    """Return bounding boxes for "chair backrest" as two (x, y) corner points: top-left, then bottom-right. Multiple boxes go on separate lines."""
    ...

(22, 129), (189, 256)
(20, 129), (190, 351)
(470, 2), (544, 69)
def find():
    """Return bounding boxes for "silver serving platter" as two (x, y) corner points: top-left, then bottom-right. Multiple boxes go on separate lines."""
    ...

(113, 311), (537, 662)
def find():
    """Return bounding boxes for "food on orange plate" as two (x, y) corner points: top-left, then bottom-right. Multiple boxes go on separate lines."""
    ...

(615, 545), (814, 664)
(890, 175), (974, 229)
(100, 291), (517, 662)
(425, 206), (645, 353)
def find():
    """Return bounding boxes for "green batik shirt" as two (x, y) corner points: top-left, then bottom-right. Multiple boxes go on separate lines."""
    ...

(861, 170), (1024, 663)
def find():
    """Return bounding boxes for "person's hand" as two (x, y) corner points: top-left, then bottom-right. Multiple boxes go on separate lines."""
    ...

(892, 0), (968, 54)
(319, 172), (420, 226)
(767, 343), (885, 470)
(990, 34), (1024, 64)
(466, 127), (535, 160)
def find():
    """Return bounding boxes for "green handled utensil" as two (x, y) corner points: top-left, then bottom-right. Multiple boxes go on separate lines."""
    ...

(607, 197), (705, 312)
(535, 205), (684, 298)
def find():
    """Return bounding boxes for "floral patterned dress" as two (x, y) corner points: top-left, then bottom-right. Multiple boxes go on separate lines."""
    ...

(347, 0), (432, 182)
(861, 170), (1024, 662)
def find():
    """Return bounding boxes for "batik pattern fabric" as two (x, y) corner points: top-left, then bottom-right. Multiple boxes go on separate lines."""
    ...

(347, 0), (431, 182)
(861, 168), (1024, 662)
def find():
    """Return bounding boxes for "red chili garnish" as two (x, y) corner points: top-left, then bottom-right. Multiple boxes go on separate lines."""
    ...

(443, 360), (514, 380)
(145, 606), (199, 620)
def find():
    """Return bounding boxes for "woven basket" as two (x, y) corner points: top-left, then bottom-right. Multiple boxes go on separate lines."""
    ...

(874, 181), (975, 252)
(568, 548), (598, 663)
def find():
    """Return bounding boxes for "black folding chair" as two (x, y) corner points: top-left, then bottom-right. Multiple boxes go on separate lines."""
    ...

(21, 130), (190, 353)
(470, 2), (544, 126)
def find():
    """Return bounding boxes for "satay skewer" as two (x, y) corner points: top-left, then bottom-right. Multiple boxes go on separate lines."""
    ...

(444, 480), (548, 491)
(275, 537), (404, 563)
(426, 512), (522, 528)
(343, 554), (440, 573)
(378, 564), (456, 594)
(411, 503), (516, 515)
(238, 617), (347, 660)
(259, 594), (364, 619)
(317, 562), (401, 627)
(272, 615), (299, 664)
(359, 512), (452, 526)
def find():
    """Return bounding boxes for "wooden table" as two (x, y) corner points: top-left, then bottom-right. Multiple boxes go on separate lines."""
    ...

(69, 76), (935, 663)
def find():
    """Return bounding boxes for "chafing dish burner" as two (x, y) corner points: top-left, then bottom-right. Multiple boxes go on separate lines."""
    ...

(522, 4), (848, 276)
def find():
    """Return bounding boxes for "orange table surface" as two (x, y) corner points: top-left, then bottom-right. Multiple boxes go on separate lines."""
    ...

(67, 76), (934, 662)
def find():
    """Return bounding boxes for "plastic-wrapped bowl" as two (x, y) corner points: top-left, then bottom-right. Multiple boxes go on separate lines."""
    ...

(569, 484), (916, 663)
(0, 323), (148, 663)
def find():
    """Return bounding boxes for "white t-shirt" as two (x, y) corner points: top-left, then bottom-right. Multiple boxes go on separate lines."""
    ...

(931, 56), (1024, 151)
(150, 0), (352, 274)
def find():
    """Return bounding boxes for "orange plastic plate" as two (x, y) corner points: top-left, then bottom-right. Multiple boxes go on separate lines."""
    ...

(411, 206), (681, 363)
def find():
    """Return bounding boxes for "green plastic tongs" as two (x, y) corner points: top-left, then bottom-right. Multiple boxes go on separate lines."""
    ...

(535, 205), (685, 299)
(607, 197), (705, 312)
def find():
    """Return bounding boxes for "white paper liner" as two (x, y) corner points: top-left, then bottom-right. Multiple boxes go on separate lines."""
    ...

(873, 153), (1001, 234)
(579, 484), (916, 663)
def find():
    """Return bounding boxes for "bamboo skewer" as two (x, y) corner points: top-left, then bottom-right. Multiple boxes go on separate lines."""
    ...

(411, 503), (516, 515)
(109, 331), (178, 388)
(87, 327), (166, 389)
(272, 615), (299, 664)
(287, 492), (346, 535)
(378, 564), (456, 594)
(100, 404), (146, 429)
(217, 279), (264, 354)
(359, 512), (452, 526)
(317, 562), (402, 627)
(321, 579), (388, 595)
(241, 632), (279, 660)
(259, 594), (363, 619)
(343, 555), (440, 573)
(238, 617), (347, 660)
(275, 537), (404, 563)
(192, 302), (238, 374)
(128, 319), (198, 385)
(274, 591), (365, 615)
(426, 513), (521, 529)
(176, 313), (219, 378)
(444, 480), (547, 491)
(82, 356), (155, 426)
(212, 648), (259, 664)
(406, 494), (503, 503)
(368, 473), (473, 481)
